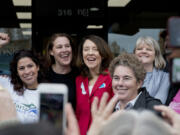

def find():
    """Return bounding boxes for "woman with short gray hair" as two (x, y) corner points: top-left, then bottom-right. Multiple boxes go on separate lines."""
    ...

(109, 53), (161, 111)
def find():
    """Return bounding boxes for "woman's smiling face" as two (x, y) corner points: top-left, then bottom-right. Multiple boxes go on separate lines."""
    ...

(82, 39), (102, 72)
(112, 65), (142, 104)
(17, 57), (39, 89)
(135, 43), (155, 66)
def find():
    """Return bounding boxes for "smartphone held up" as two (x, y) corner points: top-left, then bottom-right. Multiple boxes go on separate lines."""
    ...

(168, 16), (180, 84)
(168, 16), (180, 47)
(37, 83), (68, 134)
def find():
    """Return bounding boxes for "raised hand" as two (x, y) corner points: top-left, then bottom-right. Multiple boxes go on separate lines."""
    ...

(0, 32), (10, 47)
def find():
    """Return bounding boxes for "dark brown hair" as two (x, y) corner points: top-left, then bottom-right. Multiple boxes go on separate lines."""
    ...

(76, 35), (113, 79)
(10, 49), (45, 93)
(45, 33), (76, 68)
(0, 122), (60, 135)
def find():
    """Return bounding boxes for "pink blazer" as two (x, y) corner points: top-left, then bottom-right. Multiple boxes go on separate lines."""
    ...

(75, 73), (113, 135)
(169, 89), (180, 114)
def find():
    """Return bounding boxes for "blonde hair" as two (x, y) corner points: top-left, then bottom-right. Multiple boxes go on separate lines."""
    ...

(134, 36), (166, 69)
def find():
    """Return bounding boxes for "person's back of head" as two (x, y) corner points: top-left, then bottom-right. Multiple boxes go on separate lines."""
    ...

(0, 122), (61, 135)
(99, 110), (172, 135)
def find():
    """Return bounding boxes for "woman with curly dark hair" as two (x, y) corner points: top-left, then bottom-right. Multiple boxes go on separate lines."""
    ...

(0, 49), (45, 123)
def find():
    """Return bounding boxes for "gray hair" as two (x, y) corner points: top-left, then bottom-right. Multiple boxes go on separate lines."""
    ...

(99, 110), (172, 135)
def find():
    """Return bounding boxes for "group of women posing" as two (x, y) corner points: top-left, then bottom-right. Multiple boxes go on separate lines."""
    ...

(0, 32), (171, 135)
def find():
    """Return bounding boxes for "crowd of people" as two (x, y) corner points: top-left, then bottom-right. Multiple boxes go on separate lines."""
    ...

(0, 30), (180, 135)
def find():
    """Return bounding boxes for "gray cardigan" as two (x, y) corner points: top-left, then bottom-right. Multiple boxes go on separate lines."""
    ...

(142, 68), (170, 104)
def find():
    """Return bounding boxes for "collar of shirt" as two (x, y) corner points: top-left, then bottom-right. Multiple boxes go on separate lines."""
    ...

(115, 91), (142, 111)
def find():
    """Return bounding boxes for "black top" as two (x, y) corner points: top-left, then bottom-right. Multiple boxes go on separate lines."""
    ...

(46, 67), (78, 110)
(165, 84), (180, 105)
(133, 87), (162, 110)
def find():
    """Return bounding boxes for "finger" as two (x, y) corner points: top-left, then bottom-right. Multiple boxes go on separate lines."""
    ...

(154, 105), (175, 116)
(65, 103), (80, 135)
(98, 92), (109, 113)
(106, 109), (125, 122)
(102, 94), (119, 119)
(91, 97), (99, 118)
(154, 105), (176, 123)
(64, 104), (69, 135)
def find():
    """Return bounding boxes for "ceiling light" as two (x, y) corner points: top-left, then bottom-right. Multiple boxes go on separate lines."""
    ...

(12, 0), (31, 6)
(87, 25), (103, 29)
(20, 23), (32, 28)
(108, 0), (131, 7)
(16, 12), (32, 19)
(90, 7), (99, 11)
(22, 30), (32, 35)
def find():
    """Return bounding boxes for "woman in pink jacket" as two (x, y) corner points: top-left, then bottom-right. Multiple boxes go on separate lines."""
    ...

(76, 35), (114, 135)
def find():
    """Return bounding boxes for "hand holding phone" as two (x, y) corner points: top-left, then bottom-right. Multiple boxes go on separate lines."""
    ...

(38, 83), (68, 134)
(171, 58), (180, 84)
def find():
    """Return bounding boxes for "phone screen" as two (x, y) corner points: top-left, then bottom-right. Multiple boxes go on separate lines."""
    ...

(168, 17), (180, 47)
(39, 93), (64, 133)
(171, 58), (180, 83)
